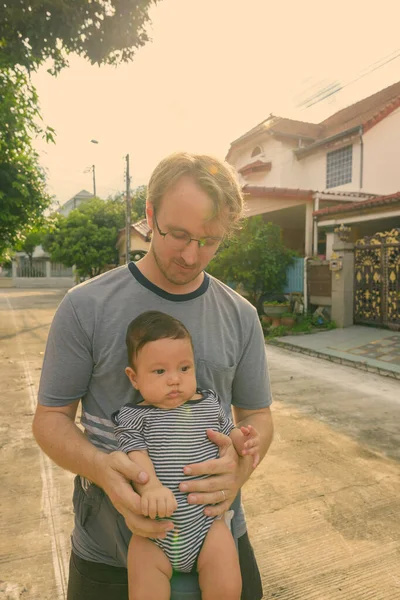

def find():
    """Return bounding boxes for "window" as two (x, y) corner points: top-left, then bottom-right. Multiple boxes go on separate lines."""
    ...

(326, 145), (352, 188)
(251, 145), (262, 158)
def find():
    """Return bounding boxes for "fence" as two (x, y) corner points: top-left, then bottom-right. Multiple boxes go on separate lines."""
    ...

(16, 260), (46, 278)
(283, 257), (304, 294)
(50, 262), (73, 278)
(0, 266), (12, 278)
(9, 258), (75, 288)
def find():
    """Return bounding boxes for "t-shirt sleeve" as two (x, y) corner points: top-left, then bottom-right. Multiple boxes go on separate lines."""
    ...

(113, 406), (147, 454)
(231, 308), (272, 410)
(37, 293), (94, 406)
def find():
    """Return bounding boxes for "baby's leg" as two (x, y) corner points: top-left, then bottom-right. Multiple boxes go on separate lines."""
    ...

(197, 518), (242, 600)
(128, 535), (172, 600)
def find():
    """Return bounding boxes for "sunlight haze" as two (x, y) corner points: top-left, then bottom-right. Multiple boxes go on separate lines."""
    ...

(32, 0), (400, 205)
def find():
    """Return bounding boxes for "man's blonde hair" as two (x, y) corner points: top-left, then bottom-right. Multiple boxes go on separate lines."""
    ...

(147, 152), (244, 233)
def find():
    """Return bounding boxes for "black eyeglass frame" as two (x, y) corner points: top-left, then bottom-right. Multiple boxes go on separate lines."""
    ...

(152, 209), (223, 249)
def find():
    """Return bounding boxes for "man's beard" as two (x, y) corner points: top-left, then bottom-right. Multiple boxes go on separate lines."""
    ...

(151, 246), (202, 286)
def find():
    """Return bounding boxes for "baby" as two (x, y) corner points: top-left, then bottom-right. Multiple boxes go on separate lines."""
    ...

(113, 310), (260, 600)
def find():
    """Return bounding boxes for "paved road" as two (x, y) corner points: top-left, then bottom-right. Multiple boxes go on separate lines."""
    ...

(0, 289), (399, 600)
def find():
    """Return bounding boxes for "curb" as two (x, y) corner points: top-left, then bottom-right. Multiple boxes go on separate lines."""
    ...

(267, 338), (400, 381)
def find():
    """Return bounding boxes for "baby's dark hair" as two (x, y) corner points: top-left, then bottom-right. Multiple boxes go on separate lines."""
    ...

(126, 311), (193, 366)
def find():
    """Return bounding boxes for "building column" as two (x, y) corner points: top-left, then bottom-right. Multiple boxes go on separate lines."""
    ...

(305, 201), (313, 256)
(46, 260), (51, 279)
(331, 239), (355, 328)
(12, 260), (17, 279)
(326, 231), (335, 259)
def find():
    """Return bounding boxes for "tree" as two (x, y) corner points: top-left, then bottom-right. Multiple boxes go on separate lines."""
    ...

(0, 1), (158, 259)
(131, 185), (147, 222)
(0, 67), (53, 259)
(14, 225), (46, 269)
(109, 185), (147, 222)
(207, 216), (295, 307)
(42, 198), (125, 279)
(0, 0), (158, 73)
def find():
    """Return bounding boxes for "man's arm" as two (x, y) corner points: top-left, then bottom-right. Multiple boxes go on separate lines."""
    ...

(178, 407), (273, 517)
(32, 403), (174, 538)
(232, 405), (274, 483)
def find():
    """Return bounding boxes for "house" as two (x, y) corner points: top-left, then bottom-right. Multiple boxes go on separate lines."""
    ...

(116, 219), (151, 264)
(58, 189), (94, 217)
(6, 190), (94, 288)
(226, 80), (400, 258)
(313, 191), (400, 255)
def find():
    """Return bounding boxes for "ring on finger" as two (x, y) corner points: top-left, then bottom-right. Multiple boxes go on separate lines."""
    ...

(220, 490), (226, 501)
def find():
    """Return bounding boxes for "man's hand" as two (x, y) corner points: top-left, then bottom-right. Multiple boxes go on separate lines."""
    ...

(93, 451), (174, 539)
(140, 485), (178, 520)
(178, 429), (247, 518)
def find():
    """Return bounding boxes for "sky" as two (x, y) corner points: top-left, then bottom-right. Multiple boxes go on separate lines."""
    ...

(32, 0), (400, 207)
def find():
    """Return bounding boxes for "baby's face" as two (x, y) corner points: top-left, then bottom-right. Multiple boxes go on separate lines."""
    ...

(126, 337), (197, 409)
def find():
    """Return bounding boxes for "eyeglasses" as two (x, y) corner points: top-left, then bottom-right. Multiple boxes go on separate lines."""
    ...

(153, 210), (223, 250)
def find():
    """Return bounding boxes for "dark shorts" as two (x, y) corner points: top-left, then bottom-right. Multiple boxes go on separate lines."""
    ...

(67, 531), (263, 600)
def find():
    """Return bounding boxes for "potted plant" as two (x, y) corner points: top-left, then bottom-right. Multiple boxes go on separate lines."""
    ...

(263, 300), (290, 318)
(280, 311), (296, 328)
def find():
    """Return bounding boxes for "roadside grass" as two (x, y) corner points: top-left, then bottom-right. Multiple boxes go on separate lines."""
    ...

(262, 315), (336, 340)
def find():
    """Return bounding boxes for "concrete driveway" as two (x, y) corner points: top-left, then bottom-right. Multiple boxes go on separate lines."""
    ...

(0, 289), (399, 600)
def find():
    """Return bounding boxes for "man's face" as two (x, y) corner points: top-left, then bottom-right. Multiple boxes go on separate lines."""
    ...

(147, 176), (226, 287)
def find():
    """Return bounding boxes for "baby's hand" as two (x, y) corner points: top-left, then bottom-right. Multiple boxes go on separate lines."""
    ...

(140, 485), (177, 520)
(231, 424), (261, 468)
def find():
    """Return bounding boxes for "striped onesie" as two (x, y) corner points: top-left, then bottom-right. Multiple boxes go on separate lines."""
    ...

(113, 389), (235, 573)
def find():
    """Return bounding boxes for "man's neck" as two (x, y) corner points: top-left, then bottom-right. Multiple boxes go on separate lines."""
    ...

(135, 254), (204, 295)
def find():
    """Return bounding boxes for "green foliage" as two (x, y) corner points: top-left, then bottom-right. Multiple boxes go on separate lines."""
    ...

(0, 0), (157, 259)
(208, 216), (295, 307)
(0, 0), (158, 73)
(14, 224), (47, 266)
(283, 315), (336, 334)
(108, 185), (147, 223)
(266, 324), (289, 338)
(42, 198), (125, 279)
(0, 67), (53, 259)
(263, 300), (290, 306)
(131, 185), (147, 222)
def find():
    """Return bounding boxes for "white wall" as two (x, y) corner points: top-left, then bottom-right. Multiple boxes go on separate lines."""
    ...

(232, 136), (284, 188)
(294, 140), (362, 192)
(232, 110), (400, 195)
(232, 135), (364, 192)
(362, 107), (400, 194)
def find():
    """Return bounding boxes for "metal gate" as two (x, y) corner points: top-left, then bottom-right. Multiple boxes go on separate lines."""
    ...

(354, 228), (400, 329)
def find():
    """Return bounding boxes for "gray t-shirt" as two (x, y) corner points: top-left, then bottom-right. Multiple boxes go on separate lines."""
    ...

(38, 262), (271, 566)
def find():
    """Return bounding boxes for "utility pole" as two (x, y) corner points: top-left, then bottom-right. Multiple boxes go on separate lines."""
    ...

(92, 164), (96, 197)
(125, 154), (131, 264)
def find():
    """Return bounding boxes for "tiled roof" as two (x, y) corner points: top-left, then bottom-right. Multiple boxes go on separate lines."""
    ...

(227, 116), (321, 159)
(132, 218), (151, 239)
(318, 191), (377, 199)
(228, 80), (400, 159)
(320, 80), (400, 137)
(267, 117), (322, 139)
(313, 191), (400, 218)
(117, 219), (151, 243)
(243, 185), (314, 200)
(238, 160), (272, 176)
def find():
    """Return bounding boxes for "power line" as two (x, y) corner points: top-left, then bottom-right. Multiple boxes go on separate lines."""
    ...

(298, 47), (400, 110)
(231, 48), (400, 172)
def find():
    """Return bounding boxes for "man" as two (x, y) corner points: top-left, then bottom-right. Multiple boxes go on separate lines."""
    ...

(33, 152), (274, 600)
